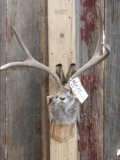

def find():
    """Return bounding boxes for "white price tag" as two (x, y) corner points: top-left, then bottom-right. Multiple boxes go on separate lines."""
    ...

(70, 77), (88, 103)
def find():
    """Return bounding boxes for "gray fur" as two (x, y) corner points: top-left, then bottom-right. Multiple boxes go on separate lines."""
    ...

(49, 87), (79, 125)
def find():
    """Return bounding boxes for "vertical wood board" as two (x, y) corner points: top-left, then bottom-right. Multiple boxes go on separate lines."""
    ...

(48, 0), (76, 94)
(0, 0), (6, 159)
(104, 0), (120, 159)
(40, 0), (50, 160)
(6, 0), (41, 159)
(78, 1), (104, 160)
(48, 1), (77, 160)
(50, 125), (77, 160)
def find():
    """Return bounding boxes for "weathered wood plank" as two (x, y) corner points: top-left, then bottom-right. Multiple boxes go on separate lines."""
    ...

(104, 1), (120, 159)
(78, 1), (104, 159)
(0, 0), (6, 159)
(6, 0), (41, 159)
(40, 0), (50, 160)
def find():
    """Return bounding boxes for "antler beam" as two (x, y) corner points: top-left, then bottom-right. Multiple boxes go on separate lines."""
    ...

(0, 25), (62, 87)
(0, 5), (110, 89)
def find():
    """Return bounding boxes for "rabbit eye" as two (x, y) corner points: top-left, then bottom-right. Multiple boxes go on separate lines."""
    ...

(56, 95), (58, 98)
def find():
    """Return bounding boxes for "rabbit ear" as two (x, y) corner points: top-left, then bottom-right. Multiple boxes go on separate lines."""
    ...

(66, 63), (76, 82)
(56, 63), (76, 85)
(56, 64), (66, 85)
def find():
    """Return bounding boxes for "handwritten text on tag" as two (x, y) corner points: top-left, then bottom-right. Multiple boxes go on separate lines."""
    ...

(70, 77), (88, 103)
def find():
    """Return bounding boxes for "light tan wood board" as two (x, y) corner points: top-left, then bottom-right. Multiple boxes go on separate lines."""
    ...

(48, 0), (76, 94)
(50, 124), (78, 160)
(48, 1), (78, 160)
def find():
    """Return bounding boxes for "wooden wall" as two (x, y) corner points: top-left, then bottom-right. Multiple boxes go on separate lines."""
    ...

(0, 0), (6, 159)
(104, 0), (120, 160)
(76, 0), (120, 160)
(76, 0), (104, 159)
(0, 0), (120, 160)
(0, 0), (43, 160)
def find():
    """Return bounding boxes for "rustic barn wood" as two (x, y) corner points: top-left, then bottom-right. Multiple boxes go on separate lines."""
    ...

(40, 0), (50, 160)
(0, 0), (119, 159)
(6, 0), (41, 159)
(104, 0), (120, 160)
(0, 0), (6, 159)
(78, 1), (104, 159)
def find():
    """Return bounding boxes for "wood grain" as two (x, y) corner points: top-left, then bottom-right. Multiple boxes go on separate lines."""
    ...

(50, 125), (77, 160)
(104, 1), (120, 159)
(40, 0), (50, 160)
(6, 0), (41, 159)
(48, 1), (78, 160)
(50, 122), (75, 142)
(78, 1), (104, 160)
(48, 0), (76, 94)
(0, 0), (6, 159)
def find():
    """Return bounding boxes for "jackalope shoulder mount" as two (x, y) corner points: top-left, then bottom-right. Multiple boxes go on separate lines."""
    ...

(0, 6), (110, 125)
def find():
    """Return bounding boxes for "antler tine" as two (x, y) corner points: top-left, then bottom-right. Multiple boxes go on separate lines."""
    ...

(69, 5), (110, 81)
(93, 5), (102, 56)
(0, 25), (62, 87)
(11, 25), (33, 60)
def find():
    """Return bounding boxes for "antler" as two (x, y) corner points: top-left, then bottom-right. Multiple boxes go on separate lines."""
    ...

(0, 5), (110, 90)
(68, 5), (110, 81)
(0, 25), (62, 87)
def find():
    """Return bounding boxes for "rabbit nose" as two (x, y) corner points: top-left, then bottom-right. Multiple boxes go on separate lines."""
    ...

(60, 97), (65, 101)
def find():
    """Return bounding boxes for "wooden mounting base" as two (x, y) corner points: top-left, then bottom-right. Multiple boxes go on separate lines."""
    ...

(50, 121), (78, 160)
